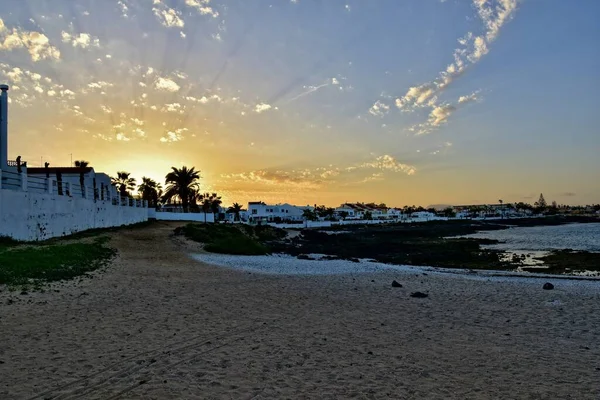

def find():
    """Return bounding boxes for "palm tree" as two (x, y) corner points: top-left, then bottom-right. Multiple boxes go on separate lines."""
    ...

(197, 192), (221, 223)
(200, 194), (212, 223)
(162, 166), (200, 213)
(210, 193), (222, 221)
(138, 177), (161, 207)
(302, 208), (317, 221)
(111, 171), (136, 198)
(74, 160), (89, 196)
(227, 203), (243, 222)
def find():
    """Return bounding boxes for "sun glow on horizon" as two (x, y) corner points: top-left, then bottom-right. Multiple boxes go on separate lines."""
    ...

(0, 0), (598, 206)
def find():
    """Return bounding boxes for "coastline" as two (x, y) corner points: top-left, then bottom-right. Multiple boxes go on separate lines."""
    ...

(266, 218), (600, 276)
(1, 222), (599, 399)
(191, 252), (600, 283)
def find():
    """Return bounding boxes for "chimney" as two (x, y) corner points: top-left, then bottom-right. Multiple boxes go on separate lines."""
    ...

(0, 84), (8, 170)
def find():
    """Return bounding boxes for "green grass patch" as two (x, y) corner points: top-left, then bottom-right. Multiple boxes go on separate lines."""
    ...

(0, 237), (116, 286)
(176, 223), (279, 255)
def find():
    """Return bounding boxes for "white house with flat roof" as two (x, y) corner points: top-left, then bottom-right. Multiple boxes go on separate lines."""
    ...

(247, 201), (312, 223)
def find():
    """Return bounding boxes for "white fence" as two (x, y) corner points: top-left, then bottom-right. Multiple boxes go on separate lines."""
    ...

(0, 169), (148, 241)
(153, 211), (215, 223)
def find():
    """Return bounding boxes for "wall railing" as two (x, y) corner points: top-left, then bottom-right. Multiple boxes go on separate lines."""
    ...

(0, 169), (148, 208)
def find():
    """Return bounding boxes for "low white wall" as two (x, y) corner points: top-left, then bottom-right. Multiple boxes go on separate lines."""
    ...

(0, 188), (147, 241)
(154, 212), (214, 223)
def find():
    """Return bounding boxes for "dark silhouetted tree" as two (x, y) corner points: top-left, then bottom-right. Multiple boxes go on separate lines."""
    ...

(111, 171), (136, 197)
(162, 166), (200, 212)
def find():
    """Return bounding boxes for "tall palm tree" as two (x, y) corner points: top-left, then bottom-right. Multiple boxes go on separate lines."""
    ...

(227, 202), (243, 221)
(74, 160), (89, 197)
(162, 166), (201, 213)
(138, 177), (161, 207)
(111, 171), (136, 197)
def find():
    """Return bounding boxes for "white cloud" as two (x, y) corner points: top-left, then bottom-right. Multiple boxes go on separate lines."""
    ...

(87, 81), (113, 90)
(117, 1), (129, 18)
(185, 0), (219, 18)
(369, 100), (390, 117)
(160, 128), (187, 143)
(410, 91), (482, 135)
(101, 105), (113, 114)
(93, 133), (113, 141)
(6, 67), (23, 82)
(393, 0), (517, 112)
(154, 77), (180, 92)
(360, 155), (416, 176)
(134, 128), (146, 137)
(254, 103), (272, 113)
(458, 91), (480, 104)
(0, 19), (60, 61)
(61, 31), (100, 48)
(428, 103), (456, 127)
(116, 133), (131, 141)
(164, 102), (184, 113)
(153, 4), (185, 28)
(131, 118), (144, 126)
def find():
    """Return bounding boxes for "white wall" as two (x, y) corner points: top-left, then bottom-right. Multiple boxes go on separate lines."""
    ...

(154, 211), (214, 223)
(0, 188), (147, 241)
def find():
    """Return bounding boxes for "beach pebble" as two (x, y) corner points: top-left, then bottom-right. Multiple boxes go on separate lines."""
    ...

(543, 283), (554, 290)
(410, 292), (428, 298)
(391, 280), (403, 288)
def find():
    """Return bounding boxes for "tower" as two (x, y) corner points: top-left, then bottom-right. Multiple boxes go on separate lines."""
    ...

(0, 84), (8, 170)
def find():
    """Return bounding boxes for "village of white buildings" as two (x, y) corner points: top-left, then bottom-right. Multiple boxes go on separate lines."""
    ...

(1, 84), (598, 241)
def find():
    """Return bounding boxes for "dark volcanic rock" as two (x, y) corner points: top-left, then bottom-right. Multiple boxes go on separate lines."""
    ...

(391, 280), (403, 288)
(410, 292), (428, 298)
(296, 254), (315, 260)
(543, 282), (554, 290)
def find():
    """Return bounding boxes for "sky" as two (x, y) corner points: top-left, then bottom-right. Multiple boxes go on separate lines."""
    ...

(0, 0), (599, 207)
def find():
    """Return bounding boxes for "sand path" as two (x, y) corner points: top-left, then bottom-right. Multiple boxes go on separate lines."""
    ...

(1, 221), (599, 399)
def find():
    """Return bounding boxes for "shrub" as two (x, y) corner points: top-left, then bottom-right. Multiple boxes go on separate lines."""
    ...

(178, 223), (272, 255)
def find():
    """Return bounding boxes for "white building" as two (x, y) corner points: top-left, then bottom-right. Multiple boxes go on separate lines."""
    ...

(247, 201), (311, 223)
(410, 211), (437, 221)
(387, 208), (406, 220)
(334, 203), (389, 220)
(26, 167), (116, 200)
(334, 204), (360, 219)
(0, 84), (147, 240)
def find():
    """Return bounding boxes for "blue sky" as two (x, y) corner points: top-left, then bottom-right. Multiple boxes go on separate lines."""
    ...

(0, 0), (598, 206)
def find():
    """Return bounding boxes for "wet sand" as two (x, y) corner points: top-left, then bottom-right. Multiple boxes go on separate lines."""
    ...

(1, 221), (599, 399)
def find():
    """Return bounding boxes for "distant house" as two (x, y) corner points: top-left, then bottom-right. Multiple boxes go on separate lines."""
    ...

(410, 211), (437, 221)
(247, 201), (311, 223)
(334, 204), (360, 219)
(387, 208), (405, 220)
(334, 203), (389, 220)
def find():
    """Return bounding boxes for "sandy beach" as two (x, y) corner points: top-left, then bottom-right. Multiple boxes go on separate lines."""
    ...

(1, 221), (599, 399)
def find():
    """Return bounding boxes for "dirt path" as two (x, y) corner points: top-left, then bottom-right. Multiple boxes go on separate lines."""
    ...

(1, 221), (599, 399)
